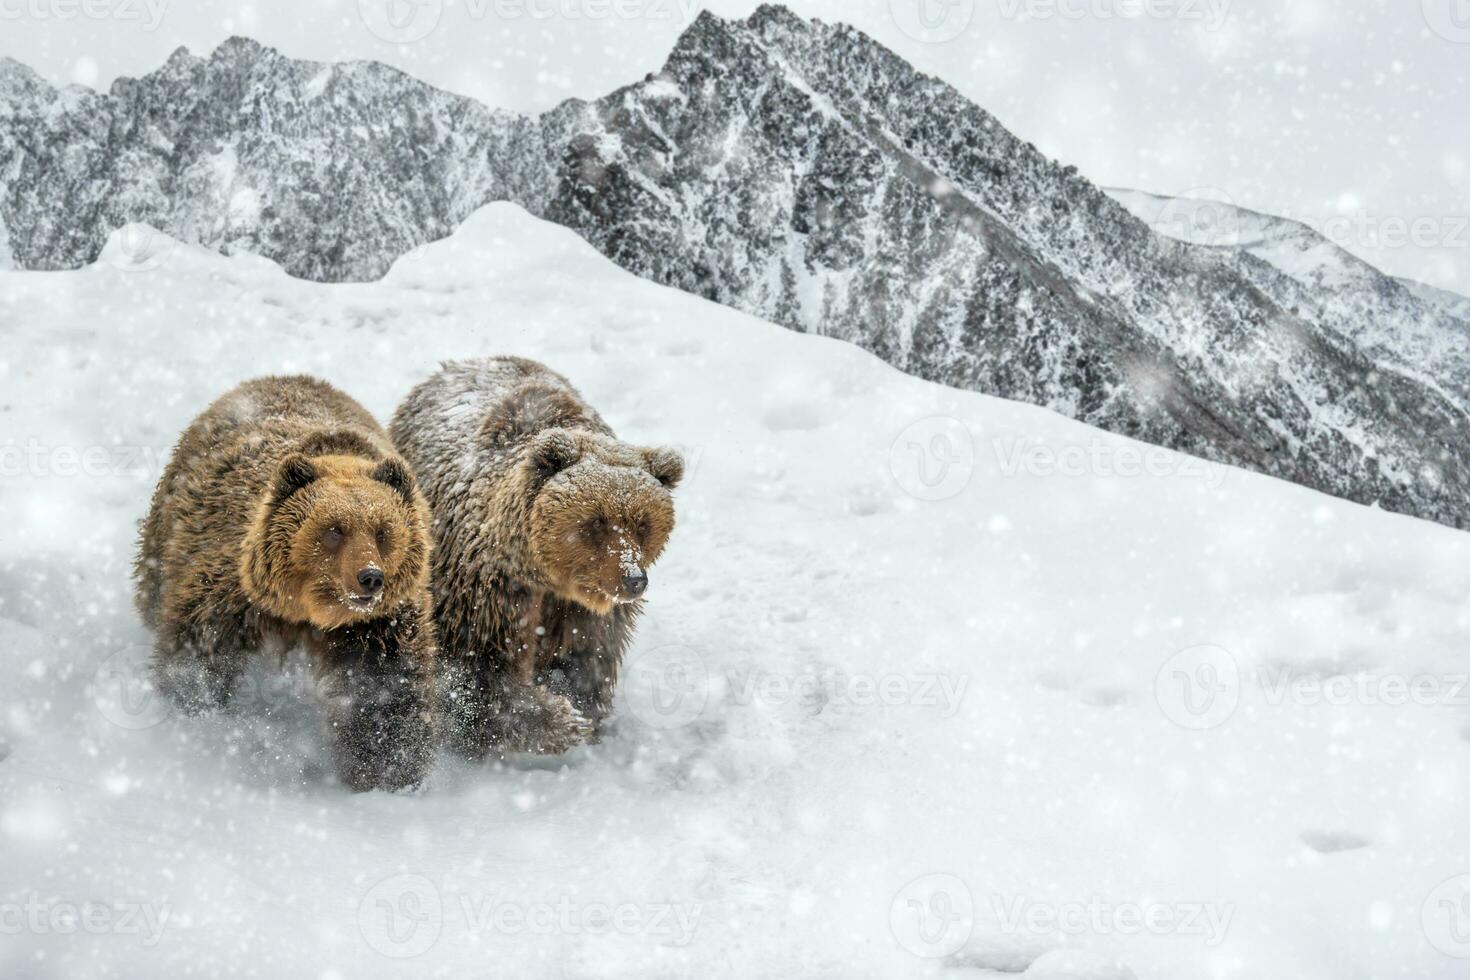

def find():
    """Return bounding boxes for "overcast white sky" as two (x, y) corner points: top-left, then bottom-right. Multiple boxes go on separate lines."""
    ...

(2, 0), (1466, 294)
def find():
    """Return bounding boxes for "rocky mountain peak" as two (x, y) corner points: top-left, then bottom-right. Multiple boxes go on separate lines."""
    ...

(0, 57), (60, 107)
(2, 6), (1468, 528)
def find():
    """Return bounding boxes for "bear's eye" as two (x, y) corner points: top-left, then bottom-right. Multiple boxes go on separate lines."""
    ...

(322, 528), (344, 551)
(637, 520), (650, 539)
(375, 527), (388, 548)
(584, 517), (607, 538)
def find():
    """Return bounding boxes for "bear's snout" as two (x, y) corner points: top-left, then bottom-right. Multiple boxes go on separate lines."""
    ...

(333, 530), (388, 612)
(357, 567), (385, 596)
(621, 568), (648, 598)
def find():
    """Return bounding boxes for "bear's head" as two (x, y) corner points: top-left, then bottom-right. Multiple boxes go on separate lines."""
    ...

(242, 451), (431, 630)
(524, 429), (683, 615)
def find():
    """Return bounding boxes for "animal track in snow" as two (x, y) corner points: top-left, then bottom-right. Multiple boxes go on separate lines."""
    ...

(1082, 688), (1129, 708)
(761, 401), (825, 431)
(661, 338), (704, 357)
(846, 485), (892, 517)
(947, 939), (1052, 975)
(1031, 674), (1127, 709)
(1300, 830), (1370, 854)
(1034, 671), (1072, 693)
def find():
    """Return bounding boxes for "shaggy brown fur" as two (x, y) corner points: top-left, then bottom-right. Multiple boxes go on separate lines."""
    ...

(134, 376), (438, 791)
(390, 357), (682, 756)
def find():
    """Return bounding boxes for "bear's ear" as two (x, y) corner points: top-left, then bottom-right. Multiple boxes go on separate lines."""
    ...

(272, 454), (319, 504)
(371, 457), (417, 503)
(528, 430), (582, 483)
(644, 447), (684, 490)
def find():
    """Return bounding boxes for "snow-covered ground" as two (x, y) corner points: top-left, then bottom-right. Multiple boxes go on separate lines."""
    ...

(2, 205), (1469, 979)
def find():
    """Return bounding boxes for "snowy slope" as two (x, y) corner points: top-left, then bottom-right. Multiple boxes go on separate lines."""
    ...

(2, 205), (1469, 980)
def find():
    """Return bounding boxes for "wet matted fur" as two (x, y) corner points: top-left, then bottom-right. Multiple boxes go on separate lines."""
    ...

(134, 375), (438, 791)
(390, 357), (682, 756)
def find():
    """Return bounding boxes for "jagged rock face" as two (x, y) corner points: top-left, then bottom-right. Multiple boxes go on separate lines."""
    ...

(2, 5), (1468, 528)
(553, 7), (1470, 528)
(0, 41), (547, 280)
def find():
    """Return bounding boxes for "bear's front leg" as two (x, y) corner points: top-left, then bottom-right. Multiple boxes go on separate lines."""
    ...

(545, 648), (621, 735)
(312, 600), (437, 792)
(542, 604), (635, 736)
(439, 658), (593, 759)
(150, 610), (253, 714)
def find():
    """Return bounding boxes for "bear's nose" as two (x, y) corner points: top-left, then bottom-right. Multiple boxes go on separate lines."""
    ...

(622, 569), (648, 598)
(357, 567), (385, 595)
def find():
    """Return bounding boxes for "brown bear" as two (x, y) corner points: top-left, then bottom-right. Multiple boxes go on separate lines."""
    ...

(389, 357), (682, 757)
(134, 376), (438, 791)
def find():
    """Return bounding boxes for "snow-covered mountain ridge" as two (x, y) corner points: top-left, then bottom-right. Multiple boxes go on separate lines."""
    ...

(2, 7), (1470, 529)
(2, 205), (1468, 979)
(1107, 187), (1470, 414)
